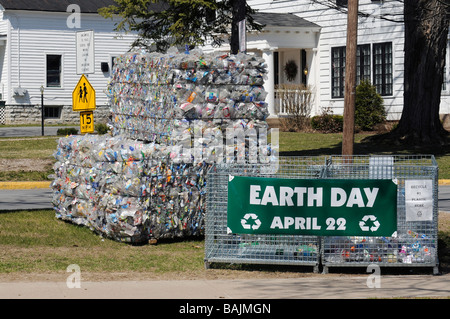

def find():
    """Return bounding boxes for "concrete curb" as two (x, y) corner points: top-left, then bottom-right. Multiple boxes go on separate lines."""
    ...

(1, 180), (450, 190)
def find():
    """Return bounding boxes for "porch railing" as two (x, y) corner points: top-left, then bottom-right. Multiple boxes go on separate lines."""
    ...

(274, 84), (313, 117)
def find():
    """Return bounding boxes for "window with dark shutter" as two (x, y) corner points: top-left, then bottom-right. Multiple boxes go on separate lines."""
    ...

(336, 0), (348, 7)
(332, 44), (373, 98)
(373, 42), (393, 96)
(46, 55), (62, 88)
(331, 46), (346, 98)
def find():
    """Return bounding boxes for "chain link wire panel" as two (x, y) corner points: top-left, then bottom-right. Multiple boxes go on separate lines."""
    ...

(205, 156), (327, 272)
(0, 103), (5, 124)
(321, 155), (439, 274)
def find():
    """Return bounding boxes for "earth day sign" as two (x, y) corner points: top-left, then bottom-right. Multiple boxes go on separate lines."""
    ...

(227, 176), (398, 237)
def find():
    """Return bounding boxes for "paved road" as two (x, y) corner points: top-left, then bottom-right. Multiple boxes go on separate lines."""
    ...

(438, 185), (450, 212)
(0, 185), (449, 212)
(0, 184), (449, 212)
(0, 188), (53, 211)
(0, 125), (78, 137)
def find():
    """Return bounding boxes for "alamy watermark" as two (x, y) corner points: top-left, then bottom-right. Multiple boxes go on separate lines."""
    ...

(66, 264), (81, 288)
(170, 124), (279, 169)
(67, 4), (81, 29)
(366, 264), (381, 289)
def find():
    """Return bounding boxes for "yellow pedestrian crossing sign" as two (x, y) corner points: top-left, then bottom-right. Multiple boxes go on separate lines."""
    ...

(72, 74), (96, 111)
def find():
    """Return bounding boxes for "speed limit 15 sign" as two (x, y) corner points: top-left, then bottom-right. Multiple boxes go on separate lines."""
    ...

(80, 111), (94, 134)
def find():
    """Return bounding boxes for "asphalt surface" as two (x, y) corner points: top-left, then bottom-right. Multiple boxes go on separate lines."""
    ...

(0, 187), (53, 210)
(0, 185), (447, 213)
(439, 185), (450, 212)
(0, 125), (78, 137)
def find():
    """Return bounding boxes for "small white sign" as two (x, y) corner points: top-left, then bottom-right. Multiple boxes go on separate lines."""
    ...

(76, 30), (95, 74)
(405, 179), (433, 221)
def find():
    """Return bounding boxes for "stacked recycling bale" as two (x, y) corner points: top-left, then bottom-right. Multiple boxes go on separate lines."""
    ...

(107, 48), (270, 148)
(51, 135), (209, 242)
(52, 135), (152, 242)
(51, 49), (272, 243)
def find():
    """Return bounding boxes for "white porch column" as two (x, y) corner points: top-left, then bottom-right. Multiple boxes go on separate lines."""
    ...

(311, 47), (320, 116)
(305, 47), (320, 117)
(262, 49), (276, 118)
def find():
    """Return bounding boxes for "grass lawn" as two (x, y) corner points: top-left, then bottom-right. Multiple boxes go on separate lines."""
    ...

(278, 132), (450, 179)
(1, 131), (450, 180)
(0, 209), (206, 278)
(0, 136), (57, 182)
(0, 131), (449, 277)
(0, 209), (448, 277)
(0, 136), (58, 159)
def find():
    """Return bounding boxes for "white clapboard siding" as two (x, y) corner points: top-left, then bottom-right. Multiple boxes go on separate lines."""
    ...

(3, 10), (136, 107)
(248, 0), (450, 119)
(0, 10), (8, 100)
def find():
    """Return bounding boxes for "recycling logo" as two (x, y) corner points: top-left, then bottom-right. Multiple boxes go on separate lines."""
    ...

(359, 215), (380, 232)
(241, 213), (261, 230)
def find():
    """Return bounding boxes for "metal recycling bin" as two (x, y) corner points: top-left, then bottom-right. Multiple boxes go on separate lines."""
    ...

(204, 156), (326, 272)
(321, 155), (439, 274)
(205, 155), (439, 274)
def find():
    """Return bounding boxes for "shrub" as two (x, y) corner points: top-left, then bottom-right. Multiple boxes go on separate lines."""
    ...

(311, 108), (343, 133)
(57, 128), (78, 136)
(95, 123), (109, 135)
(355, 80), (386, 131)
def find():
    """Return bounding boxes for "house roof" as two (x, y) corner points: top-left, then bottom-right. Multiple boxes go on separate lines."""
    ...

(252, 12), (320, 29)
(0, 0), (120, 13)
(0, 1), (320, 30)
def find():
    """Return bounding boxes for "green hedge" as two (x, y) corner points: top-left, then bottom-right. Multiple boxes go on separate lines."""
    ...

(56, 128), (78, 136)
(355, 80), (386, 131)
(311, 111), (343, 133)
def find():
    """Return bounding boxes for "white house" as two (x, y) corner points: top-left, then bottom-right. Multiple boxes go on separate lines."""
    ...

(0, 0), (137, 125)
(1, 0), (448, 125)
(237, 0), (450, 121)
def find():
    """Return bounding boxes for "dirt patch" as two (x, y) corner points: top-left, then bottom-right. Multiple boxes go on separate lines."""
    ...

(0, 159), (53, 172)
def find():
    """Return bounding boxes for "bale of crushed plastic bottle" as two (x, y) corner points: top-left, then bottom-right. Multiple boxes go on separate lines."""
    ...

(51, 49), (274, 243)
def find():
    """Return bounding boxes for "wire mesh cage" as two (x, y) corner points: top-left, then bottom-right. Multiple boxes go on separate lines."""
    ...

(205, 156), (327, 272)
(205, 155), (439, 274)
(321, 155), (439, 274)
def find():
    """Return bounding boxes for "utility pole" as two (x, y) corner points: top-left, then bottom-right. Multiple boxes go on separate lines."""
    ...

(342, 0), (359, 156)
(231, 0), (246, 55)
(40, 85), (45, 136)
